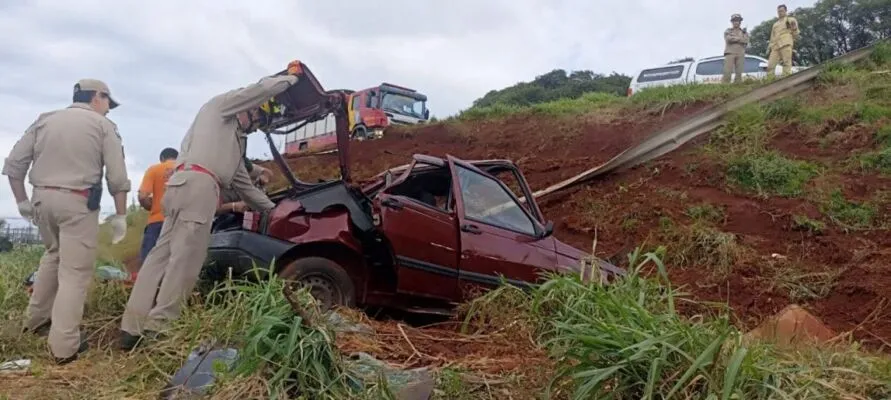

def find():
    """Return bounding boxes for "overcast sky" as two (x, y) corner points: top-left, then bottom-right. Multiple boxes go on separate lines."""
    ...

(0, 0), (815, 225)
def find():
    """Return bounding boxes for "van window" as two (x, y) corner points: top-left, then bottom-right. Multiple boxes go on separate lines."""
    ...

(636, 65), (685, 83)
(744, 57), (764, 73)
(695, 60), (724, 75)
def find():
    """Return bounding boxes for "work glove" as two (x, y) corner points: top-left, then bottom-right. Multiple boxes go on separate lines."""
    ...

(110, 214), (127, 244)
(17, 200), (34, 220)
(287, 60), (302, 75)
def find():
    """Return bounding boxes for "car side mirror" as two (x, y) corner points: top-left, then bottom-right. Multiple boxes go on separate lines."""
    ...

(541, 220), (554, 237)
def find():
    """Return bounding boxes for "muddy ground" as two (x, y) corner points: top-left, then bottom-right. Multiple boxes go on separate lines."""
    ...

(257, 99), (891, 351)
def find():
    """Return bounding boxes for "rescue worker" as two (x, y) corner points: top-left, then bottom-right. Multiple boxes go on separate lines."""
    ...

(3, 79), (130, 364)
(722, 14), (749, 84)
(119, 62), (302, 350)
(136, 147), (179, 272)
(767, 4), (801, 79)
(217, 157), (273, 214)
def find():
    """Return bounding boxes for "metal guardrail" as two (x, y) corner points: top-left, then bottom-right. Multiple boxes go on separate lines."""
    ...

(531, 41), (886, 200)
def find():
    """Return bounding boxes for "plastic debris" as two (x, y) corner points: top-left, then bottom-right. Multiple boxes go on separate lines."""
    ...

(0, 359), (31, 374)
(326, 311), (374, 334)
(347, 352), (434, 400)
(161, 342), (238, 400)
(96, 265), (129, 281)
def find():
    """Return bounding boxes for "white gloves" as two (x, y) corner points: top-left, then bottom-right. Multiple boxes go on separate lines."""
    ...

(110, 215), (127, 244)
(17, 200), (34, 220)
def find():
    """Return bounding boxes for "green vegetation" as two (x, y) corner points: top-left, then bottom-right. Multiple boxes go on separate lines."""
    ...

(662, 224), (745, 277)
(821, 189), (878, 231)
(469, 69), (631, 110)
(456, 81), (753, 121)
(792, 214), (827, 234)
(463, 247), (891, 399)
(458, 91), (620, 120)
(685, 203), (725, 224)
(747, 1), (891, 65)
(726, 152), (820, 197)
(769, 263), (843, 303)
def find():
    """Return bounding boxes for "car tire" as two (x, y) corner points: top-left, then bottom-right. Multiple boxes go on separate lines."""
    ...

(278, 257), (356, 310)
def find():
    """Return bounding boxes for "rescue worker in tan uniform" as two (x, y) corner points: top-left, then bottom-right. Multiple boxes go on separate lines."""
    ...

(3, 79), (130, 364)
(722, 14), (749, 83)
(217, 157), (273, 214)
(767, 4), (801, 79)
(119, 62), (301, 349)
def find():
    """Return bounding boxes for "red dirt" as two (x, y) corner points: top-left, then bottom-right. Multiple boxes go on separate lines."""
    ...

(258, 100), (891, 351)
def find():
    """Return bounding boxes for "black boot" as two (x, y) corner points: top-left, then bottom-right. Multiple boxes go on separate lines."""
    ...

(55, 336), (89, 365)
(119, 330), (163, 351)
(22, 320), (51, 337)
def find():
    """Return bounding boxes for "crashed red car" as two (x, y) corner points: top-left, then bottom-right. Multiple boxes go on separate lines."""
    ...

(202, 62), (621, 313)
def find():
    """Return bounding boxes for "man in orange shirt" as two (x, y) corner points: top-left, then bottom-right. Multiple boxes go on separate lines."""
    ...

(136, 148), (178, 271)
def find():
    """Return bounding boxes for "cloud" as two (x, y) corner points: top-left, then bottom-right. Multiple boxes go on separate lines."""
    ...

(0, 0), (816, 221)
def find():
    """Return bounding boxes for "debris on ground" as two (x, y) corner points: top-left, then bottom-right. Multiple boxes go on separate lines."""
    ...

(162, 342), (239, 400)
(0, 359), (31, 375)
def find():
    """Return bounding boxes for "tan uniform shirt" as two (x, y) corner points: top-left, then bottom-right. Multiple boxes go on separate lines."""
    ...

(724, 27), (749, 55)
(220, 165), (266, 204)
(177, 75), (297, 211)
(2, 103), (131, 195)
(770, 16), (800, 50)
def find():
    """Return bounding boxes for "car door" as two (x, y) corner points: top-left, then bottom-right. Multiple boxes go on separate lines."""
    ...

(743, 56), (768, 81)
(376, 163), (460, 301)
(446, 156), (558, 299)
(691, 58), (725, 84)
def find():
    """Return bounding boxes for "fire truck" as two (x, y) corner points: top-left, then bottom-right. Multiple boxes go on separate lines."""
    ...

(283, 83), (429, 154)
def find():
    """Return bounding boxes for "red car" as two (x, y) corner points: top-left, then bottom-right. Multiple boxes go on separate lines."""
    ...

(203, 62), (622, 313)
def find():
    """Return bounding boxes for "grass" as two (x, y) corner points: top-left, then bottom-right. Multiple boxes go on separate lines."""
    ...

(0, 243), (393, 399)
(455, 81), (755, 122)
(726, 152), (820, 198)
(461, 247), (891, 399)
(821, 189), (878, 231)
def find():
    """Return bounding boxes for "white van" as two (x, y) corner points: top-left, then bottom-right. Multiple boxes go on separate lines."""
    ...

(627, 55), (808, 96)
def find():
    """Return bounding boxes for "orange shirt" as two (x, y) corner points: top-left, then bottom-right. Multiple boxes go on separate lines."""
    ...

(138, 160), (176, 224)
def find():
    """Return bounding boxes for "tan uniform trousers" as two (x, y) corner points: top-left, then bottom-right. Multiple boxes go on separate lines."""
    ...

(26, 188), (99, 359)
(722, 53), (745, 83)
(120, 171), (219, 334)
(767, 45), (794, 78)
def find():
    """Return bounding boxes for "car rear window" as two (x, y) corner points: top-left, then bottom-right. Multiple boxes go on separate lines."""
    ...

(636, 65), (686, 83)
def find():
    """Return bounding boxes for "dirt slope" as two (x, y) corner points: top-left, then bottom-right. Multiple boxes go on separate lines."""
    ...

(258, 83), (891, 350)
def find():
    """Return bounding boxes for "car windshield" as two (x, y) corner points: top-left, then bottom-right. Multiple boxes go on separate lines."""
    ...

(381, 93), (426, 118)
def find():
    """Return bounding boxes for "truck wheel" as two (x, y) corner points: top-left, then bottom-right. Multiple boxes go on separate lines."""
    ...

(352, 126), (368, 141)
(278, 257), (356, 310)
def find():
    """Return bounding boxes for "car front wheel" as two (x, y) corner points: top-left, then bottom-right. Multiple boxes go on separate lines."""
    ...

(278, 257), (356, 310)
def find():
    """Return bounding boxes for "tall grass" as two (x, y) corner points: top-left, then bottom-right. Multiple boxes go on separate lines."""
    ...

(463, 247), (891, 399)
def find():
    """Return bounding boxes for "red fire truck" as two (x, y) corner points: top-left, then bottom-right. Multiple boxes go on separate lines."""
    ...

(283, 83), (429, 154)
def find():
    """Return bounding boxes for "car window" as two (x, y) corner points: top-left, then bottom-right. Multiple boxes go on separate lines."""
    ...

(744, 57), (764, 73)
(455, 165), (536, 236)
(636, 65), (685, 83)
(695, 60), (724, 75)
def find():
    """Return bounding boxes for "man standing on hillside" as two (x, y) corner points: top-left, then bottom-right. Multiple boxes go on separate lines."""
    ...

(767, 4), (801, 79)
(119, 62), (301, 350)
(135, 147), (178, 276)
(722, 14), (750, 84)
(4, 79), (130, 364)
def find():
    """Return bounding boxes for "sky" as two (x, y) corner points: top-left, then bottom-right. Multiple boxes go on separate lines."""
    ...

(0, 0), (815, 226)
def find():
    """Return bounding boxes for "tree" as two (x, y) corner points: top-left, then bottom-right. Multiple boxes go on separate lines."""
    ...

(748, 0), (891, 66)
(468, 69), (632, 110)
